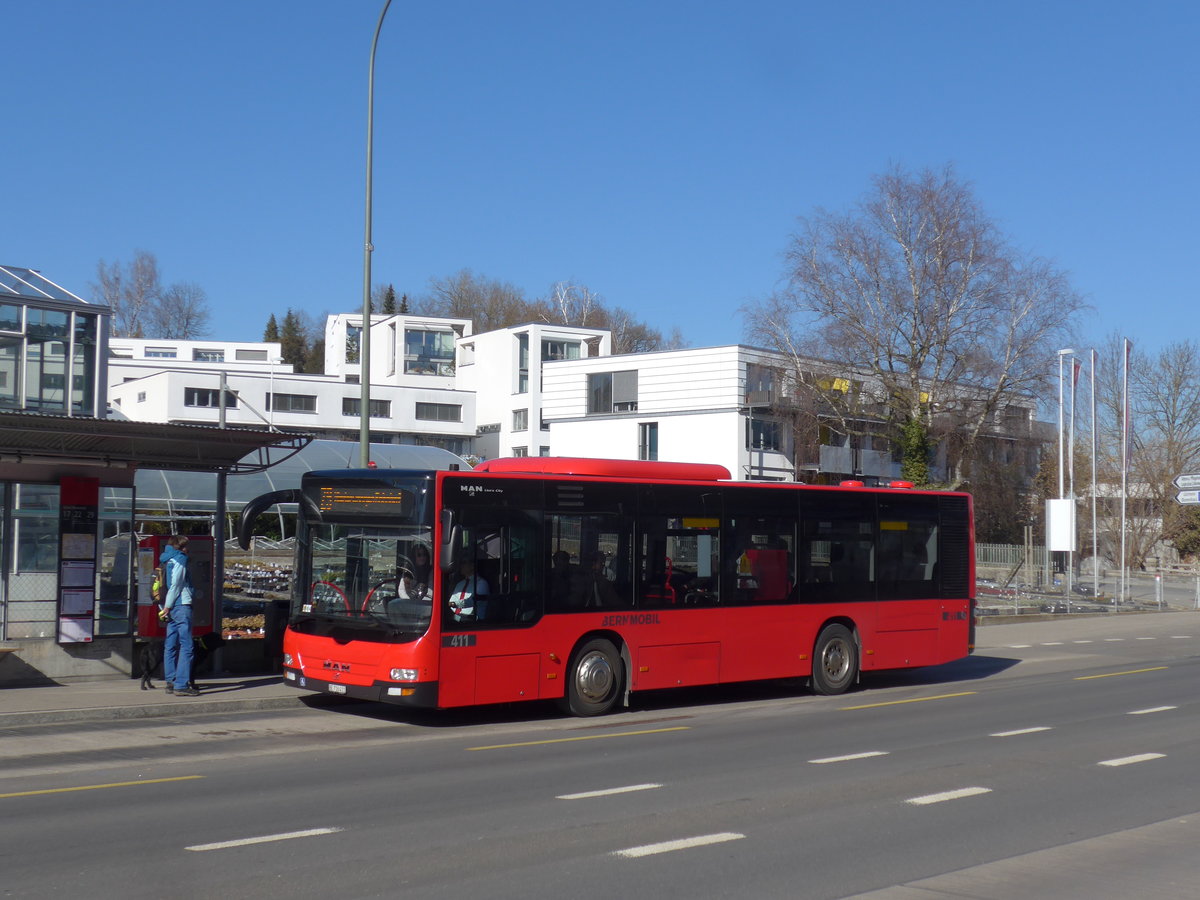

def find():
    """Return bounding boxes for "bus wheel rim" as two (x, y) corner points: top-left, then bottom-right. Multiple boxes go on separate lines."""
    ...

(576, 651), (614, 701)
(823, 639), (849, 680)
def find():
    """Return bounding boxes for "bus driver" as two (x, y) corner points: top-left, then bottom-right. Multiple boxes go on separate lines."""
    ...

(448, 559), (490, 622)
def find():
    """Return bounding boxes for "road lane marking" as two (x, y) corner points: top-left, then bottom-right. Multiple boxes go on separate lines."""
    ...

(1136, 636), (1156, 640)
(1008, 644), (1032, 648)
(557, 784), (661, 800)
(990, 727), (1052, 737)
(614, 832), (744, 858)
(468, 726), (689, 751)
(1171, 635), (1191, 639)
(1098, 753), (1165, 767)
(906, 787), (992, 806)
(1104, 638), (1124, 642)
(186, 827), (343, 852)
(842, 691), (975, 710)
(0, 775), (203, 800)
(809, 751), (889, 764)
(1075, 666), (1168, 681)
(1129, 706), (1176, 715)
(1072, 640), (1093, 644)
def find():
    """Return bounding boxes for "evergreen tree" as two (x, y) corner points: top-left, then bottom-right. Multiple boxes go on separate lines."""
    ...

(305, 338), (326, 374)
(382, 285), (397, 315)
(279, 309), (308, 370)
(263, 314), (280, 342)
(399, 292), (410, 314)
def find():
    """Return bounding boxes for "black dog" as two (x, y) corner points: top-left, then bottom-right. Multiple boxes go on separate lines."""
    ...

(138, 631), (226, 690)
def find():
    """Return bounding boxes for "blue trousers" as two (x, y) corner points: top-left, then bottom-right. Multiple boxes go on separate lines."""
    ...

(163, 604), (194, 690)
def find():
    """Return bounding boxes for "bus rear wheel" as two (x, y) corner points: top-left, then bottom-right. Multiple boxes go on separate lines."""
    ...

(560, 638), (623, 716)
(811, 624), (857, 695)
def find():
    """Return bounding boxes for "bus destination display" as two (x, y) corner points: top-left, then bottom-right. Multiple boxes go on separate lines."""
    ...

(315, 485), (413, 518)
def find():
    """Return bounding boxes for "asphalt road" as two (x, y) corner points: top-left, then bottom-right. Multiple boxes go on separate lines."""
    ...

(3, 612), (1198, 899)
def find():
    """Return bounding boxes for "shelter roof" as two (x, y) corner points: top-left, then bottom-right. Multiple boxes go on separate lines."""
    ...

(0, 411), (309, 474)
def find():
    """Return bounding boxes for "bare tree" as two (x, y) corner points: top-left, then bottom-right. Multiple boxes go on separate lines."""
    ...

(427, 270), (530, 332)
(542, 281), (605, 327)
(151, 282), (211, 339)
(92, 250), (162, 337)
(745, 165), (1086, 488)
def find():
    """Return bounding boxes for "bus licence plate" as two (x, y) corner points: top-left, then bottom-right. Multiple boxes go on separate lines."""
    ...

(328, 684), (347, 694)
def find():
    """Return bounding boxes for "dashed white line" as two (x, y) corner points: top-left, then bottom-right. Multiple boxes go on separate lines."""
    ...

(186, 827), (343, 852)
(1128, 706), (1176, 715)
(1104, 638), (1124, 642)
(1098, 753), (1165, 767)
(614, 832), (745, 858)
(557, 783), (661, 800)
(906, 787), (992, 806)
(808, 751), (889, 764)
(990, 726), (1052, 737)
(1042, 641), (1065, 646)
(1072, 640), (1093, 644)
(1171, 635), (1192, 639)
(1008, 644), (1032, 649)
(1136, 636), (1156, 641)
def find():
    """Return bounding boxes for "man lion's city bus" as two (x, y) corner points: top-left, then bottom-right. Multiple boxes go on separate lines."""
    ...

(238, 456), (975, 716)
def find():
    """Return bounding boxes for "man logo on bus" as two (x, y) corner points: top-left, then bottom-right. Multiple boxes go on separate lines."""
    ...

(322, 661), (350, 672)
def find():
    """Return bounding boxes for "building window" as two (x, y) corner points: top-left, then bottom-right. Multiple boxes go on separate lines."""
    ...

(513, 409), (529, 432)
(137, 392), (146, 402)
(415, 402), (462, 422)
(639, 422), (658, 460)
(342, 397), (391, 418)
(747, 418), (782, 451)
(517, 333), (529, 394)
(587, 370), (638, 414)
(266, 393), (317, 414)
(539, 446), (551, 457)
(745, 363), (777, 404)
(235, 349), (269, 361)
(404, 329), (455, 375)
(193, 348), (225, 362)
(145, 347), (177, 358)
(542, 339), (580, 361)
(0, 302), (23, 333)
(346, 324), (361, 364)
(512, 446), (529, 457)
(184, 387), (239, 408)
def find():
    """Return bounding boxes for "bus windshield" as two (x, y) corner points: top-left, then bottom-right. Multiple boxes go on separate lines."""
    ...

(296, 523), (435, 639)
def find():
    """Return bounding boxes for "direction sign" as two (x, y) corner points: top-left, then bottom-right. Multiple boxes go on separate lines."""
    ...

(1177, 490), (1200, 505)
(1174, 473), (1200, 490)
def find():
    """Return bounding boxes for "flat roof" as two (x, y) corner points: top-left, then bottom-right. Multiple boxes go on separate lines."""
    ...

(0, 411), (309, 474)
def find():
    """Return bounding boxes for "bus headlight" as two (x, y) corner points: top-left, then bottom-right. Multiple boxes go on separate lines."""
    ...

(390, 668), (419, 682)
(282, 653), (294, 667)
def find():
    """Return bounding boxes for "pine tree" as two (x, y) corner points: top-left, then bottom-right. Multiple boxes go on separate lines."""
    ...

(382, 285), (397, 315)
(279, 309), (308, 370)
(399, 293), (410, 314)
(263, 314), (280, 342)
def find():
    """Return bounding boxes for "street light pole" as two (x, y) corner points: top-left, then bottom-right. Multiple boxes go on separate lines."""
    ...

(360, 0), (393, 468)
(1056, 348), (1076, 599)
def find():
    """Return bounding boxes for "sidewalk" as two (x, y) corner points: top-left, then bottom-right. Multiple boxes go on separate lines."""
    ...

(0, 674), (308, 728)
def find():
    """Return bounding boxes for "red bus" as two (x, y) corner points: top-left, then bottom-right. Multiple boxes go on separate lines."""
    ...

(239, 457), (975, 716)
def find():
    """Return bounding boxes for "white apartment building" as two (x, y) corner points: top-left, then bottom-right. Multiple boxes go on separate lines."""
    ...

(542, 345), (802, 480)
(108, 322), (1040, 487)
(453, 322), (612, 459)
(109, 336), (475, 455)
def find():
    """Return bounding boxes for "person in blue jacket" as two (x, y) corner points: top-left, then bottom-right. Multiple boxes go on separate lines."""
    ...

(161, 535), (198, 696)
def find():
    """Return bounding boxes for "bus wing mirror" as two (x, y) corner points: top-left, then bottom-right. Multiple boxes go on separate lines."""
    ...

(237, 489), (302, 550)
(439, 511), (460, 572)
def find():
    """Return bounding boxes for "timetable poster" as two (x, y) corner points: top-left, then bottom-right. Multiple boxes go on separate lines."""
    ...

(57, 476), (99, 644)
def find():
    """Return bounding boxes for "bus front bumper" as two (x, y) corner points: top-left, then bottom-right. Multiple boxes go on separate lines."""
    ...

(284, 667), (438, 707)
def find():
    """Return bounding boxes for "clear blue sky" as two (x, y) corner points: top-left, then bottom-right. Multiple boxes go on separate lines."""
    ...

(6, 1), (1197, 354)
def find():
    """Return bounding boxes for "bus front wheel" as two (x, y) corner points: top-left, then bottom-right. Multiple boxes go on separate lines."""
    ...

(811, 624), (857, 695)
(560, 638), (623, 716)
